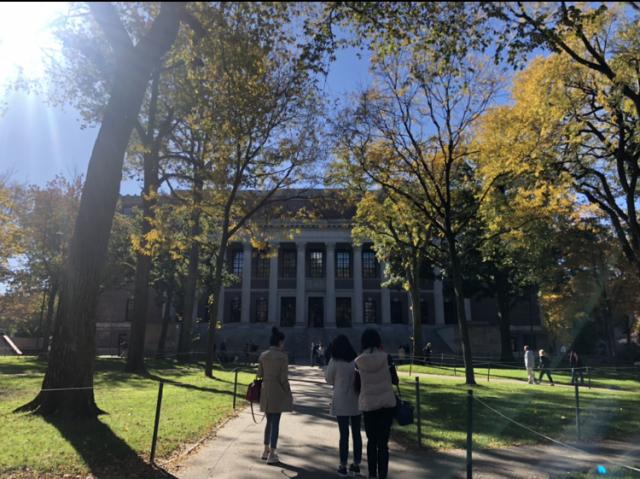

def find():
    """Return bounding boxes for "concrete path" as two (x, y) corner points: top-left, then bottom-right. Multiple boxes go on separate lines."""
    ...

(171, 366), (640, 479)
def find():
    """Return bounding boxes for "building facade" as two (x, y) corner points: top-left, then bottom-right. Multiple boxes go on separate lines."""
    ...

(203, 220), (544, 362)
(99, 192), (545, 360)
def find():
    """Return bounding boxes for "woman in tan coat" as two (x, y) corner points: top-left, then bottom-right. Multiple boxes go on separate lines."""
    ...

(257, 327), (293, 464)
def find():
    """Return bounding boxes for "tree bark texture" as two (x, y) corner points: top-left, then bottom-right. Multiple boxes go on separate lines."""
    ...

(156, 282), (174, 359)
(448, 239), (476, 385)
(205, 238), (228, 377)
(126, 148), (160, 372)
(16, 2), (184, 417)
(408, 255), (423, 357)
(40, 280), (58, 357)
(178, 175), (203, 361)
(496, 282), (515, 363)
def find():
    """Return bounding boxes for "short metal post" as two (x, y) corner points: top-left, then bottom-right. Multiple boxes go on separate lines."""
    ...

(233, 368), (239, 409)
(415, 376), (422, 446)
(441, 352), (444, 365)
(574, 382), (581, 442)
(409, 353), (413, 377)
(454, 365), (457, 376)
(588, 367), (591, 390)
(150, 381), (164, 464)
(487, 363), (491, 382)
(467, 389), (473, 479)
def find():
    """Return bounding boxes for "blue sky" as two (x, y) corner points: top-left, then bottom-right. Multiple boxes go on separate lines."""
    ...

(0, 14), (372, 196)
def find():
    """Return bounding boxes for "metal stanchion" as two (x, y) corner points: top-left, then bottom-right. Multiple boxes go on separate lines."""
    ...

(232, 368), (239, 409)
(150, 381), (164, 464)
(487, 363), (491, 382)
(415, 376), (422, 447)
(467, 389), (473, 479)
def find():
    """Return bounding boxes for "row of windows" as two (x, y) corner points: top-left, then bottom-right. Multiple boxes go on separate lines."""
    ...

(230, 249), (380, 279)
(226, 296), (418, 326)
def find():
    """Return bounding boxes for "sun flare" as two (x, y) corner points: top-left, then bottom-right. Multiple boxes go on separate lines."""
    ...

(0, 2), (68, 84)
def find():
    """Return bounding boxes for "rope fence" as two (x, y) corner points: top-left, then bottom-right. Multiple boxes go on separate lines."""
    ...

(469, 392), (640, 476)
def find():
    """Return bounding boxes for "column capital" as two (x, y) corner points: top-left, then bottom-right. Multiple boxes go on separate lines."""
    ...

(295, 240), (307, 248)
(243, 242), (252, 252)
(325, 241), (336, 250)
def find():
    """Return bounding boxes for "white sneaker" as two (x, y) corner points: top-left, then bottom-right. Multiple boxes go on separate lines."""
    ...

(266, 451), (279, 464)
(261, 450), (269, 461)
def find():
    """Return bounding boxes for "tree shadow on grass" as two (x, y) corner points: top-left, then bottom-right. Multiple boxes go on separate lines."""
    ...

(144, 372), (235, 396)
(44, 415), (176, 478)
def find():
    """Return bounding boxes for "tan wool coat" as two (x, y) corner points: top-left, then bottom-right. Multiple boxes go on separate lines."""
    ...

(258, 347), (293, 413)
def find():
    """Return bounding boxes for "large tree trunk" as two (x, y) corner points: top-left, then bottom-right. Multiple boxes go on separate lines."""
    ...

(495, 274), (515, 363)
(15, 3), (184, 418)
(205, 238), (228, 378)
(178, 176), (203, 361)
(407, 255), (422, 358)
(448, 239), (475, 385)
(126, 148), (161, 372)
(156, 281), (174, 359)
(40, 279), (58, 357)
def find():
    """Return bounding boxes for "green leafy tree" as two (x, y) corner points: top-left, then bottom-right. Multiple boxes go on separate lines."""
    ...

(17, 2), (188, 418)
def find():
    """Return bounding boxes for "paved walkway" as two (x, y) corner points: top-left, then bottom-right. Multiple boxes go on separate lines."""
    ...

(171, 366), (640, 479)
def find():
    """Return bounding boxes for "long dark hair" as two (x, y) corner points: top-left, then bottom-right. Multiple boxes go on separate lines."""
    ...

(270, 327), (285, 347)
(361, 328), (382, 352)
(330, 335), (356, 362)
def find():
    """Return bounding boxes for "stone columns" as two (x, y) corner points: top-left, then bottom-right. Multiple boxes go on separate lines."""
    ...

(268, 244), (279, 324)
(296, 241), (306, 326)
(353, 244), (363, 324)
(241, 242), (252, 323)
(380, 261), (391, 324)
(325, 242), (336, 327)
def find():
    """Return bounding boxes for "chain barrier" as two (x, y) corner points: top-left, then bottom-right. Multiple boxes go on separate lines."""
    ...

(472, 395), (640, 474)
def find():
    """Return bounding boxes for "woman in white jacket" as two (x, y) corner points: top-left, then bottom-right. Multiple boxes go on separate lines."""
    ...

(354, 329), (397, 479)
(325, 334), (362, 477)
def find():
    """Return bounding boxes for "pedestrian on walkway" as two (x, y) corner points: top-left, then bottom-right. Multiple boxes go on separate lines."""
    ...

(258, 327), (293, 464)
(524, 345), (537, 384)
(422, 342), (432, 365)
(569, 350), (585, 386)
(355, 328), (398, 479)
(325, 335), (362, 477)
(538, 349), (555, 386)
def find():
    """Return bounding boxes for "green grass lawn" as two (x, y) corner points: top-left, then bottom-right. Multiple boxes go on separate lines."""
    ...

(394, 368), (640, 451)
(398, 363), (640, 393)
(0, 356), (255, 477)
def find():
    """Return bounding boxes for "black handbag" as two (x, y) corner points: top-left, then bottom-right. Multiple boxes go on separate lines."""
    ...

(394, 384), (414, 426)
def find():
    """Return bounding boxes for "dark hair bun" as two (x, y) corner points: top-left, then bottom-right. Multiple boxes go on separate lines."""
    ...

(269, 327), (285, 346)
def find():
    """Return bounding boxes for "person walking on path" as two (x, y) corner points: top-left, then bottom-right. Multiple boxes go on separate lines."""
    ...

(355, 329), (398, 479)
(570, 350), (585, 386)
(524, 345), (537, 384)
(422, 342), (432, 365)
(538, 349), (555, 386)
(325, 335), (362, 477)
(258, 327), (293, 464)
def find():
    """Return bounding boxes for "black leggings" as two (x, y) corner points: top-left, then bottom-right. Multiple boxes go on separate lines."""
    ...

(363, 407), (395, 478)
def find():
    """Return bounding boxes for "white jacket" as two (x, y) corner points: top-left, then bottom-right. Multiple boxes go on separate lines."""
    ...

(355, 349), (397, 412)
(524, 350), (535, 369)
(325, 358), (360, 417)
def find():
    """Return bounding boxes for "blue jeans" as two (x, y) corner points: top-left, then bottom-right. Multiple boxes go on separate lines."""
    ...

(264, 413), (281, 448)
(337, 415), (362, 466)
